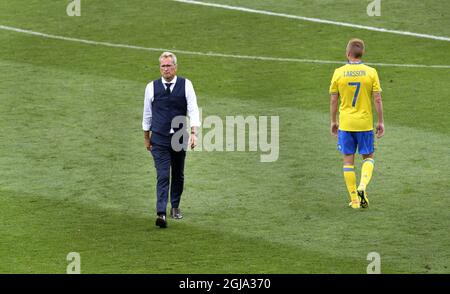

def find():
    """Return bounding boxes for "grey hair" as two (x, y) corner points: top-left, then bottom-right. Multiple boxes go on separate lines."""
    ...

(159, 51), (177, 65)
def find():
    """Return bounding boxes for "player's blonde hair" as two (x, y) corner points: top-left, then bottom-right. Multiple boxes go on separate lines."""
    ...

(346, 39), (365, 58)
(159, 51), (177, 65)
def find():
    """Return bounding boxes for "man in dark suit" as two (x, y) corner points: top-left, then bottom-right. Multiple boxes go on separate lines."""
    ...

(142, 52), (200, 228)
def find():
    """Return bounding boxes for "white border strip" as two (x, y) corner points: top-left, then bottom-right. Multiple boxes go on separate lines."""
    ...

(174, 0), (450, 42)
(1, 25), (449, 69)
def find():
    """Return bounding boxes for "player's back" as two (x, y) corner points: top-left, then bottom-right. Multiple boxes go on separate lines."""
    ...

(329, 62), (382, 131)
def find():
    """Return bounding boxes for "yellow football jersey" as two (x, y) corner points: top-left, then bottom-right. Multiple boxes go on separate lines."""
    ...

(329, 62), (382, 131)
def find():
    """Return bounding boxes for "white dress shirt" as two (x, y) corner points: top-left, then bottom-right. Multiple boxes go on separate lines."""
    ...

(142, 76), (201, 132)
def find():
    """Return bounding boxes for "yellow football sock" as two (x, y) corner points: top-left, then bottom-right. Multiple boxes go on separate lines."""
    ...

(358, 158), (374, 191)
(343, 165), (358, 203)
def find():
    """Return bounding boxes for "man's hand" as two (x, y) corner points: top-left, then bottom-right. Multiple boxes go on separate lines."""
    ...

(144, 137), (152, 151)
(189, 133), (197, 149)
(330, 122), (339, 138)
(144, 131), (152, 151)
(376, 122), (385, 138)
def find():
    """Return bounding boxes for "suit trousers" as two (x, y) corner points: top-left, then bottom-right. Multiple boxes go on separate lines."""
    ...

(151, 143), (186, 215)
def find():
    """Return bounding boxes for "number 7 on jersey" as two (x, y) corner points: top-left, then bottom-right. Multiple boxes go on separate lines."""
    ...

(348, 82), (361, 107)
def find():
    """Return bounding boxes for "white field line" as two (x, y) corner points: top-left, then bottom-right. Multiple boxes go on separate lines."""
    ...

(174, 0), (450, 42)
(1, 25), (449, 69)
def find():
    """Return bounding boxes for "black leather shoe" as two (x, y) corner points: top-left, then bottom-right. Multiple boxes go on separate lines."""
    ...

(170, 208), (183, 219)
(155, 215), (167, 228)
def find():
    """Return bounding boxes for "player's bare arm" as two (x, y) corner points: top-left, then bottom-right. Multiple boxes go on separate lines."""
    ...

(373, 92), (384, 138)
(330, 93), (339, 137)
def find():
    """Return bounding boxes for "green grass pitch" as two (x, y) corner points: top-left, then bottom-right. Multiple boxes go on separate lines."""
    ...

(0, 0), (449, 273)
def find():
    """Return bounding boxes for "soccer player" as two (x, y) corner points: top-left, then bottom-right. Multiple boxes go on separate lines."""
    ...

(329, 39), (384, 209)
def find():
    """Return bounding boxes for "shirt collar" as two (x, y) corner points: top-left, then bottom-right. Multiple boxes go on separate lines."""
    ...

(347, 60), (363, 64)
(161, 76), (177, 85)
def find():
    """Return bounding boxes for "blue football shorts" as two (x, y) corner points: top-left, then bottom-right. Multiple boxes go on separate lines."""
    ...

(337, 130), (374, 155)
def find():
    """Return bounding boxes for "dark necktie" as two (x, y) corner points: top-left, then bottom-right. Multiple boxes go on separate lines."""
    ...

(165, 83), (171, 94)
